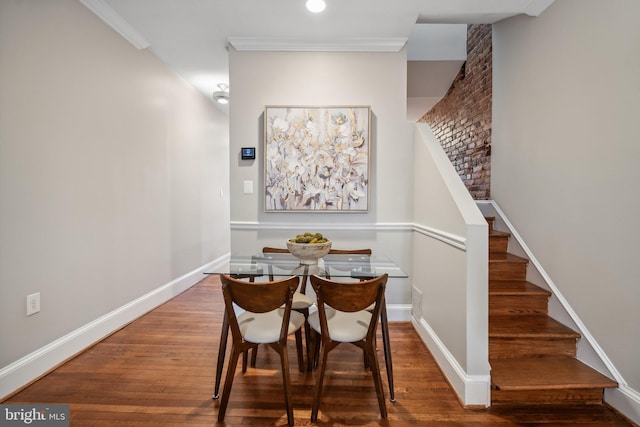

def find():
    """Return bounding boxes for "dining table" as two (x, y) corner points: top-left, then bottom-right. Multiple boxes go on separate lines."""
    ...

(205, 250), (409, 403)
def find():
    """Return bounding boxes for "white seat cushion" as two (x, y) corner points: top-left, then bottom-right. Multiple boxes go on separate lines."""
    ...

(308, 307), (372, 342)
(292, 292), (313, 310)
(237, 309), (304, 344)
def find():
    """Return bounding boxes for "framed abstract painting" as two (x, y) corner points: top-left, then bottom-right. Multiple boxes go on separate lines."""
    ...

(264, 106), (370, 212)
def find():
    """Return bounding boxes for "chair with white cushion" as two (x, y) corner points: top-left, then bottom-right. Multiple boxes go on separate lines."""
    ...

(320, 248), (395, 402)
(308, 273), (389, 422)
(216, 274), (304, 426)
(262, 246), (315, 370)
(262, 246), (314, 310)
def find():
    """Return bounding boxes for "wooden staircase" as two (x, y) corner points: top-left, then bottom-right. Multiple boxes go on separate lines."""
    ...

(486, 216), (617, 405)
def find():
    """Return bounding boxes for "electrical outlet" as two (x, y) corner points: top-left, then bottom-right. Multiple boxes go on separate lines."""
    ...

(26, 292), (40, 316)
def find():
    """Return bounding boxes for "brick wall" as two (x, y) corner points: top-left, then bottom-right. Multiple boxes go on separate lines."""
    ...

(417, 24), (492, 200)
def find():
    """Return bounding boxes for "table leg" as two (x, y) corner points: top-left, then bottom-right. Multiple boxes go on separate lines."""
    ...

(380, 298), (395, 402)
(213, 307), (229, 399)
(301, 266), (313, 372)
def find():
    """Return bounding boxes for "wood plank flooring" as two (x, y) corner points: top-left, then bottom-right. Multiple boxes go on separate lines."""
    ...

(3, 275), (635, 426)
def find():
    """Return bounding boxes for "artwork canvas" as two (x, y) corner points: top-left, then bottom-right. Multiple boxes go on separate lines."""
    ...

(264, 106), (370, 212)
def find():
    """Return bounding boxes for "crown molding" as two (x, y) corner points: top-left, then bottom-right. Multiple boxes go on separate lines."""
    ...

(523, 0), (556, 16)
(227, 37), (407, 52)
(80, 0), (150, 50)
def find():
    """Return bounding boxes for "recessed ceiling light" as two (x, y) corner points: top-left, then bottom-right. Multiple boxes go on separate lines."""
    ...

(306, 0), (326, 13)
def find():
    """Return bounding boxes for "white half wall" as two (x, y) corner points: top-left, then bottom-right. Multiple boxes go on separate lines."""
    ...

(412, 124), (489, 407)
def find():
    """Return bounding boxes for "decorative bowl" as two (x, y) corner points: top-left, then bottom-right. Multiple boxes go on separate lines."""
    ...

(286, 240), (332, 265)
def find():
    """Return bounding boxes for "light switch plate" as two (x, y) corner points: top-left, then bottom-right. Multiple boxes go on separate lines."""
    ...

(243, 180), (253, 194)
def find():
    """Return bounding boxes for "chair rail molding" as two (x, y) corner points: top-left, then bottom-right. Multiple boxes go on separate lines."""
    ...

(231, 221), (466, 248)
(413, 223), (466, 251)
(230, 220), (414, 232)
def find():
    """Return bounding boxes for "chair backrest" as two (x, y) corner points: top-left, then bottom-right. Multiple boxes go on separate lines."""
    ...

(311, 274), (387, 346)
(263, 247), (372, 255)
(220, 274), (299, 343)
(328, 248), (372, 255)
(221, 273), (298, 313)
(262, 246), (290, 254)
(322, 248), (372, 281)
(261, 246), (373, 289)
(262, 246), (311, 292)
(311, 273), (387, 314)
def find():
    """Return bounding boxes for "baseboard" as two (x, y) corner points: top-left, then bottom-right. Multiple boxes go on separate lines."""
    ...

(386, 303), (412, 322)
(605, 385), (640, 426)
(412, 316), (491, 407)
(0, 255), (229, 401)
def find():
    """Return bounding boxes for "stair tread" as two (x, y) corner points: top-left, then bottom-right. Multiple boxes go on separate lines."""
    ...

(490, 358), (618, 390)
(490, 315), (581, 338)
(490, 280), (552, 296)
(490, 230), (511, 238)
(490, 252), (528, 263)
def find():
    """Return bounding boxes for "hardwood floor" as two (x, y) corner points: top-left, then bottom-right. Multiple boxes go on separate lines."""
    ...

(4, 275), (635, 426)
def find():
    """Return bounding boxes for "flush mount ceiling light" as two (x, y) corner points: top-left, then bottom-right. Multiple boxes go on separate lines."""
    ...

(306, 0), (326, 13)
(212, 83), (229, 104)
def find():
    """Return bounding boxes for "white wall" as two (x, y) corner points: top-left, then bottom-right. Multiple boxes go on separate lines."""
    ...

(0, 0), (229, 394)
(493, 0), (640, 418)
(229, 49), (414, 224)
(227, 48), (415, 312)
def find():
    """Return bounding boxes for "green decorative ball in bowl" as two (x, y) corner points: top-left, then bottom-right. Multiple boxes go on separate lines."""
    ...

(287, 232), (331, 265)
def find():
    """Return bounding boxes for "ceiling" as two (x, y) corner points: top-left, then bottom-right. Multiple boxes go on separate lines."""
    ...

(82, 0), (555, 107)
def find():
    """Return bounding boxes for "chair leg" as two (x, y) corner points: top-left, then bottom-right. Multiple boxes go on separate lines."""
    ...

(308, 329), (317, 369)
(365, 343), (388, 419)
(278, 344), (295, 426)
(304, 321), (313, 371)
(313, 330), (321, 369)
(363, 347), (369, 370)
(250, 346), (258, 367)
(308, 329), (320, 370)
(242, 349), (249, 373)
(300, 308), (312, 372)
(380, 300), (395, 402)
(311, 346), (330, 422)
(218, 347), (241, 422)
(213, 310), (229, 399)
(294, 329), (304, 372)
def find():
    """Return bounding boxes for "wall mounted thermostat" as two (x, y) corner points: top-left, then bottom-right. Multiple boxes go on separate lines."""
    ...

(241, 147), (255, 160)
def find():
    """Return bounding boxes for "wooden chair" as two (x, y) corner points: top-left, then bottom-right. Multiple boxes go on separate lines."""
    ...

(216, 274), (304, 426)
(262, 246), (315, 370)
(323, 248), (374, 284)
(321, 248), (395, 402)
(262, 246), (314, 302)
(308, 273), (389, 422)
(213, 270), (260, 400)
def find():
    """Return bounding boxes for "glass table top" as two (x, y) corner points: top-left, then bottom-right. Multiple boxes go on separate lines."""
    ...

(204, 252), (408, 279)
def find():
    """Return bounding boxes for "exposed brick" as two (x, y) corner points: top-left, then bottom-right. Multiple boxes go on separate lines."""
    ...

(417, 24), (492, 200)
